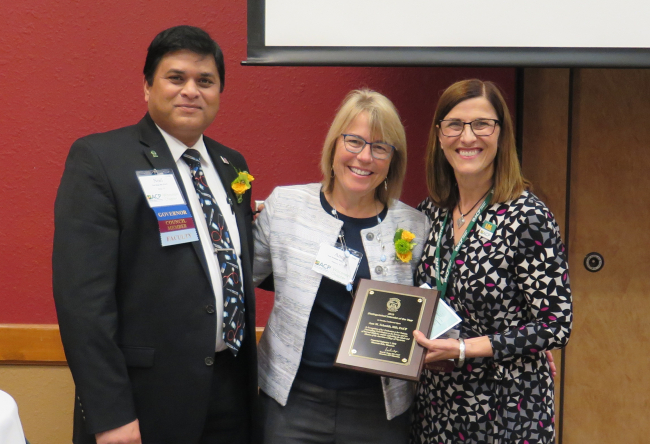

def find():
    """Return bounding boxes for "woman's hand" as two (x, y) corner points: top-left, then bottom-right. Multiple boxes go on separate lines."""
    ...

(413, 331), (461, 363)
(413, 330), (495, 362)
(414, 330), (558, 376)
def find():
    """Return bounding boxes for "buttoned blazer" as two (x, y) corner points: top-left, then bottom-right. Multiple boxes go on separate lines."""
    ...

(53, 114), (258, 444)
(252, 183), (429, 420)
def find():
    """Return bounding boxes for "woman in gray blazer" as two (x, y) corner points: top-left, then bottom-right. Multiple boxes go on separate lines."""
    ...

(253, 89), (429, 444)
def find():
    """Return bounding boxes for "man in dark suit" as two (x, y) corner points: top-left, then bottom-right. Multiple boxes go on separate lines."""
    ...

(53, 26), (258, 444)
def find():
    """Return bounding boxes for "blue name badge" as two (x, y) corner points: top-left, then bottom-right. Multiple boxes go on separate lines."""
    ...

(154, 205), (200, 246)
(136, 170), (199, 247)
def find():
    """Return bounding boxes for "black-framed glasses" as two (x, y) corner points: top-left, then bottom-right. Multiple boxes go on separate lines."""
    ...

(341, 134), (395, 160)
(438, 119), (500, 137)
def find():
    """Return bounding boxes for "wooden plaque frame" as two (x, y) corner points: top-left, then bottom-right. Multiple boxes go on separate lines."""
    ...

(334, 279), (439, 381)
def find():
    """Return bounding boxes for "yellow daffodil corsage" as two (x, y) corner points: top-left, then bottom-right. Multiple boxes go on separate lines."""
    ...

(394, 228), (417, 263)
(231, 170), (254, 203)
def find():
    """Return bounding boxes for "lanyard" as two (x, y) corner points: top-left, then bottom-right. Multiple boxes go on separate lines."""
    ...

(435, 190), (493, 297)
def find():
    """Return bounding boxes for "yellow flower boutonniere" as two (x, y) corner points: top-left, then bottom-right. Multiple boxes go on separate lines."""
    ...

(231, 170), (254, 203)
(394, 228), (417, 263)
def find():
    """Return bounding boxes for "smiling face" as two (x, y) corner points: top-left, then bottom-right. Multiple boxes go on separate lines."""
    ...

(144, 49), (220, 146)
(438, 96), (500, 182)
(331, 111), (392, 202)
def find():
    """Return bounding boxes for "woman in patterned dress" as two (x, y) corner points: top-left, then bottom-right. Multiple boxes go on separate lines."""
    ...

(411, 79), (572, 444)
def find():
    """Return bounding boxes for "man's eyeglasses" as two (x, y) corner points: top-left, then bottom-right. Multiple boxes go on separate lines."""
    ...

(341, 134), (395, 160)
(437, 119), (500, 137)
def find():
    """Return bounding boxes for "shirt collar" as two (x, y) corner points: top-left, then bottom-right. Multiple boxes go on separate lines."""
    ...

(155, 124), (207, 163)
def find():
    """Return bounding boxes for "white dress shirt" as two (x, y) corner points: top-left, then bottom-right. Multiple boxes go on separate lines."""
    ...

(0, 391), (26, 444)
(158, 125), (243, 352)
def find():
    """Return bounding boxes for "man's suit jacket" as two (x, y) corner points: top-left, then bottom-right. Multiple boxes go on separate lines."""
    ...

(53, 114), (258, 443)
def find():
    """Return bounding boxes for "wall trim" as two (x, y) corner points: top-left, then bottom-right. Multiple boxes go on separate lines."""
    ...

(0, 324), (265, 365)
(0, 324), (66, 365)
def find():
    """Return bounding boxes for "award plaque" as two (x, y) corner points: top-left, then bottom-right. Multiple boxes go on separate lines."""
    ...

(334, 279), (439, 381)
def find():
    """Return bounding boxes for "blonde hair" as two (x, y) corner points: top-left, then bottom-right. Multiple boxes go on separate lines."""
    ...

(425, 79), (530, 209)
(320, 89), (407, 206)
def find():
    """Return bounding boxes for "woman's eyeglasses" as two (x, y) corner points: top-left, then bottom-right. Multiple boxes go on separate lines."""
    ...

(341, 134), (395, 160)
(438, 119), (500, 137)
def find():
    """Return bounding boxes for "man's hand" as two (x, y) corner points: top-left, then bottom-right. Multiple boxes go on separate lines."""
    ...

(96, 419), (141, 444)
(253, 202), (265, 222)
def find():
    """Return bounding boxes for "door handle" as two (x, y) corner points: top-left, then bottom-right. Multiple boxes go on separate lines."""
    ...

(584, 252), (604, 272)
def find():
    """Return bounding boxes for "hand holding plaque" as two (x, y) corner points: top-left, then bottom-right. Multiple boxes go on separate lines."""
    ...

(334, 279), (439, 381)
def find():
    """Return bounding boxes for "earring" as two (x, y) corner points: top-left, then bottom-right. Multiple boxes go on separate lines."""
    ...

(384, 179), (388, 190)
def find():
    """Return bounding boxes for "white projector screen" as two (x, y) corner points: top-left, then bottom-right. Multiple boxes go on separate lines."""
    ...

(245, 0), (650, 67)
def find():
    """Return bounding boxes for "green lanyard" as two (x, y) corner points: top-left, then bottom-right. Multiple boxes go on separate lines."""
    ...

(435, 190), (493, 298)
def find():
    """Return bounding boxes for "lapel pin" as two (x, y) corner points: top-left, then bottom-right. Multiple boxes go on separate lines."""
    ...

(221, 156), (230, 165)
(151, 150), (159, 158)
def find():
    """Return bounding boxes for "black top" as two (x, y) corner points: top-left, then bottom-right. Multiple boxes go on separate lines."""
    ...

(296, 193), (388, 390)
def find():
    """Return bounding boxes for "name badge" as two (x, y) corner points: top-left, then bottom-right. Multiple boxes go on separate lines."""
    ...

(477, 220), (496, 240)
(312, 243), (362, 288)
(136, 170), (199, 246)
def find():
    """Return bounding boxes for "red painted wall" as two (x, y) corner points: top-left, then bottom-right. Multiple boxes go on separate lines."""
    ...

(0, 1), (515, 326)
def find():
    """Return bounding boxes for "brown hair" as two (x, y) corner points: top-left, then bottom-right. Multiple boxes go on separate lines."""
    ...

(425, 79), (530, 209)
(320, 89), (407, 206)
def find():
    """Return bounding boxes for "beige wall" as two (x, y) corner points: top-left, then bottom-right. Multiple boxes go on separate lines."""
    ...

(0, 365), (74, 444)
(0, 326), (265, 444)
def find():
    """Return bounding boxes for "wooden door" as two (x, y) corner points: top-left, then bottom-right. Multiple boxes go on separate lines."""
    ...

(562, 69), (650, 443)
(523, 68), (650, 443)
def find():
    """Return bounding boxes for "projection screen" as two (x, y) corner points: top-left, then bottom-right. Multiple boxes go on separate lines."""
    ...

(245, 0), (650, 67)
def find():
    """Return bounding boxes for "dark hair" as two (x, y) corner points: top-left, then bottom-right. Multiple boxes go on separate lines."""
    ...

(425, 79), (530, 209)
(143, 25), (225, 92)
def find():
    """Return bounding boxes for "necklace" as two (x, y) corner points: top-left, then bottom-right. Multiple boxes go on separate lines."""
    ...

(436, 190), (494, 297)
(457, 189), (490, 229)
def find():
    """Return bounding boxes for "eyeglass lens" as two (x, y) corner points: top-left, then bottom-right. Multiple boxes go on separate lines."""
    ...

(343, 135), (393, 159)
(440, 119), (498, 136)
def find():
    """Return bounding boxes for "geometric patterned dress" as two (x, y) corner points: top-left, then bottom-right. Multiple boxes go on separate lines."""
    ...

(411, 191), (573, 444)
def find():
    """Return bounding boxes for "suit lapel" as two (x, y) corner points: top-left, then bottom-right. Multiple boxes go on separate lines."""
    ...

(205, 140), (247, 234)
(204, 138), (257, 345)
(205, 141), (254, 292)
(206, 143), (237, 199)
(136, 115), (212, 283)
